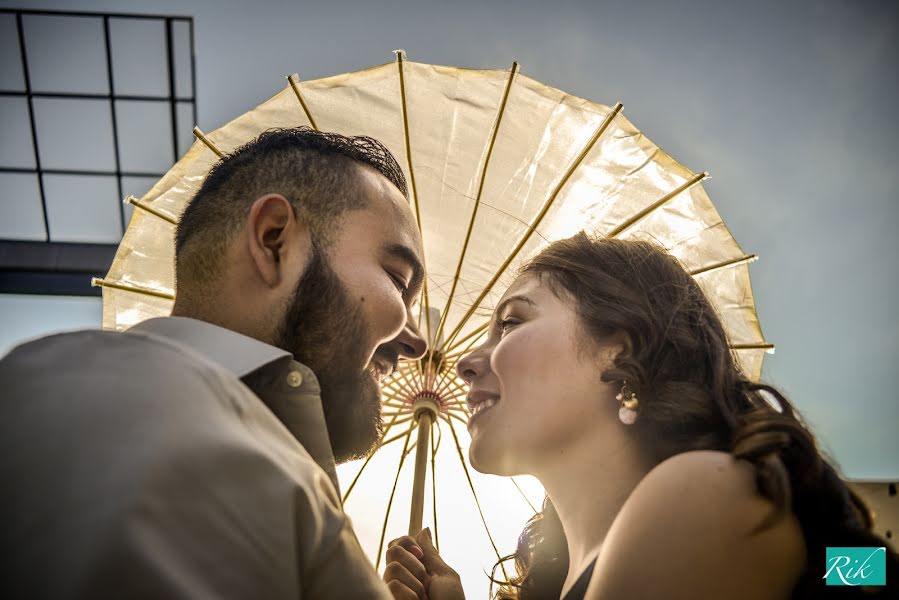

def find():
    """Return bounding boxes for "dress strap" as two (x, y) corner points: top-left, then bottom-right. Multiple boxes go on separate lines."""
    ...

(561, 557), (598, 600)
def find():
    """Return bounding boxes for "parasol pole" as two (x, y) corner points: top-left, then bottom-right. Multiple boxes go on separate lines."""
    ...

(408, 393), (439, 535)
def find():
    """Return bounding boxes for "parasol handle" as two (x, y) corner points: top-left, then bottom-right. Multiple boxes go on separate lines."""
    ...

(408, 396), (439, 535)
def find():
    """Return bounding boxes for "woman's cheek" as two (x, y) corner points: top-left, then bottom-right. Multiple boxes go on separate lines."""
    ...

(490, 330), (532, 386)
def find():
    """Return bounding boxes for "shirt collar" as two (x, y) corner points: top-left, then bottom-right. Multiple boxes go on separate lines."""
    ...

(128, 317), (340, 493)
(129, 316), (290, 379)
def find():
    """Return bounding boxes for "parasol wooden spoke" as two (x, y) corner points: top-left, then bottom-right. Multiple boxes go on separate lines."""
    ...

(124, 195), (178, 225)
(381, 399), (410, 412)
(342, 409), (408, 504)
(395, 50), (434, 371)
(447, 405), (472, 420)
(391, 367), (421, 399)
(436, 365), (469, 398)
(606, 171), (708, 238)
(435, 325), (488, 394)
(442, 102), (624, 351)
(445, 410), (471, 427)
(380, 419), (420, 446)
(510, 477), (538, 515)
(689, 254), (758, 277)
(427, 62), (520, 375)
(286, 73), (318, 130)
(192, 126), (224, 158)
(91, 277), (174, 300)
(442, 374), (470, 396)
(730, 343), (775, 351)
(442, 414), (509, 580)
(443, 400), (470, 411)
(445, 320), (489, 355)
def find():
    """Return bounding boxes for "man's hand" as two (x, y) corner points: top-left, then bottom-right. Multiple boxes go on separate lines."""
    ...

(384, 528), (465, 600)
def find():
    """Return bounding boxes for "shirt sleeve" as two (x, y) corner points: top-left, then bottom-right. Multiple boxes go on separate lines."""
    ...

(74, 428), (391, 600)
(0, 332), (393, 600)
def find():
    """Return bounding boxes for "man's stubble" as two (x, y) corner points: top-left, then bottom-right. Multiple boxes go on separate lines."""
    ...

(276, 247), (383, 462)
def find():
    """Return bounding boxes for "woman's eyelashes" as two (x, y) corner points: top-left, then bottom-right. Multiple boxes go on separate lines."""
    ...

(495, 315), (521, 335)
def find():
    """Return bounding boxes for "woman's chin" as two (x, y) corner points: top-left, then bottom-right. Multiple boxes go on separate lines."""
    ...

(468, 441), (516, 476)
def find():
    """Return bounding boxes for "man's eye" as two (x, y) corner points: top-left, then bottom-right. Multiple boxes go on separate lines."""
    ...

(390, 273), (409, 294)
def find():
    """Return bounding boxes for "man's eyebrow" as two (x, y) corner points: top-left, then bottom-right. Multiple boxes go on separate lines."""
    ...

(384, 243), (425, 296)
(493, 294), (536, 318)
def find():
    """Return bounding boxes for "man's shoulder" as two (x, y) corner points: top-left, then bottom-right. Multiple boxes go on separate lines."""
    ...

(0, 327), (243, 420)
(3, 326), (220, 377)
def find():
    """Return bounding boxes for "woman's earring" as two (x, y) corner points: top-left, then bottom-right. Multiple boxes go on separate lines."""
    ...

(616, 381), (639, 425)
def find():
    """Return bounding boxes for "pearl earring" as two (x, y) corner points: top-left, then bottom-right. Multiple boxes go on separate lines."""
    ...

(616, 381), (639, 425)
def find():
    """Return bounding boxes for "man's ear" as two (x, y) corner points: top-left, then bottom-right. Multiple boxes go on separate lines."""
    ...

(246, 194), (311, 288)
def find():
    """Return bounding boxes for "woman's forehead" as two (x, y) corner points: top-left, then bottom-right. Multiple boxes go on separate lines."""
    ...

(497, 275), (538, 304)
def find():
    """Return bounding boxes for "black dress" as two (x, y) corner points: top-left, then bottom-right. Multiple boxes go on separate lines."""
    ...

(560, 557), (597, 600)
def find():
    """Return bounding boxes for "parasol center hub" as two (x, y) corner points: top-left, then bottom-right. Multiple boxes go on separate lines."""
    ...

(411, 392), (440, 421)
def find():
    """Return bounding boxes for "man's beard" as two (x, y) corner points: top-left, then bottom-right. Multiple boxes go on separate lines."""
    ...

(275, 248), (383, 463)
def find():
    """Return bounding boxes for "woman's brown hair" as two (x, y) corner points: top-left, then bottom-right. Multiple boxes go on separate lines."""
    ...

(490, 233), (897, 599)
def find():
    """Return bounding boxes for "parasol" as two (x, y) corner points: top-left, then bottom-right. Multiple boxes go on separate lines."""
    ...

(93, 51), (772, 597)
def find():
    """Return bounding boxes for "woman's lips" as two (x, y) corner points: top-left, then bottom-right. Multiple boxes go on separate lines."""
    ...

(467, 395), (500, 430)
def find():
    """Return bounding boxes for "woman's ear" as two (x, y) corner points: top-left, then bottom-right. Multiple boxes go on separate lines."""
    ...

(601, 330), (633, 367)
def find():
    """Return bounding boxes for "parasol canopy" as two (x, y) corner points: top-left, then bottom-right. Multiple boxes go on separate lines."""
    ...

(95, 51), (772, 597)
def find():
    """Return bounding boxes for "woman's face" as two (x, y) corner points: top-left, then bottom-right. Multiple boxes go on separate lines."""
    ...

(457, 274), (621, 476)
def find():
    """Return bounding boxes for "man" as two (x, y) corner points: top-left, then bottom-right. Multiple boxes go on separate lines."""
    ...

(0, 128), (428, 598)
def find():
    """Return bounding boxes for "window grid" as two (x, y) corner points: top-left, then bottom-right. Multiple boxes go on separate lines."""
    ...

(0, 8), (197, 242)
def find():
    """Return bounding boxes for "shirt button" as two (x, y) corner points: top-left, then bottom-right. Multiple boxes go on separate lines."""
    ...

(286, 371), (304, 388)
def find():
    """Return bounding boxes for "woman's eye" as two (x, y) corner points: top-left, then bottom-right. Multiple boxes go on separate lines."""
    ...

(496, 318), (519, 334)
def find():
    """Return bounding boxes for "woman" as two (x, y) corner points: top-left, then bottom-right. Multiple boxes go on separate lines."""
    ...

(383, 233), (897, 600)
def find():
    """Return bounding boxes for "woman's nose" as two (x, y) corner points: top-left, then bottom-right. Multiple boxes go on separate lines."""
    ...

(456, 348), (483, 383)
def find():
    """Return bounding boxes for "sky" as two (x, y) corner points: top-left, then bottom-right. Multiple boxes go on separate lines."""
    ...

(0, 0), (896, 593)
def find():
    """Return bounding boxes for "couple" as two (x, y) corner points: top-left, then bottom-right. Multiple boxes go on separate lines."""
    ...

(0, 127), (893, 599)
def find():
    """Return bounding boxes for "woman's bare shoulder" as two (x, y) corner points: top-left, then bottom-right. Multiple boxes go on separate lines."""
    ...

(585, 450), (807, 600)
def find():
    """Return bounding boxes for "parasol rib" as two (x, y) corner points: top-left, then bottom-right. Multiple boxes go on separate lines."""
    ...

(510, 477), (538, 515)
(380, 421), (420, 447)
(376, 424), (417, 570)
(286, 74), (319, 130)
(427, 62), (520, 375)
(342, 409), (408, 504)
(689, 254), (757, 277)
(192, 126), (224, 158)
(91, 277), (174, 300)
(446, 321), (489, 355)
(443, 415), (509, 580)
(395, 50), (433, 379)
(443, 102), (625, 350)
(435, 356), (474, 397)
(124, 195), (178, 225)
(445, 410), (471, 425)
(390, 367), (421, 400)
(730, 343), (775, 351)
(606, 171), (708, 238)
(435, 322), (490, 395)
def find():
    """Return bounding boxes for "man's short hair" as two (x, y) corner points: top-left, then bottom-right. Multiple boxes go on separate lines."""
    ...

(174, 127), (408, 288)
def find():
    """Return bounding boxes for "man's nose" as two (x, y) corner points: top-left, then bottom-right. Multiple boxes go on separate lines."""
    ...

(395, 311), (428, 360)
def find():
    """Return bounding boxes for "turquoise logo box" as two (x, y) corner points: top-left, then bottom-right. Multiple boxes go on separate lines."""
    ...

(824, 547), (886, 586)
